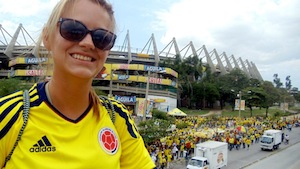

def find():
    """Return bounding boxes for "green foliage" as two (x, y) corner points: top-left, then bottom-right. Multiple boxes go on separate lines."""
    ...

(273, 73), (283, 88)
(274, 111), (281, 117)
(220, 107), (288, 118)
(0, 78), (30, 97)
(261, 81), (280, 107)
(217, 68), (249, 92)
(138, 109), (176, 144)
(138, 118), (172, 144)
(243, 87), (267, 108)
(152, 109), (169, 120)
(294, 93), (300, 102)
(202, 82), (220, 104)
(94, 88), (108, 96)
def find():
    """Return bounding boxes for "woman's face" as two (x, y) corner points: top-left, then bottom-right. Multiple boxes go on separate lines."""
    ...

(47, 0), (113, 81)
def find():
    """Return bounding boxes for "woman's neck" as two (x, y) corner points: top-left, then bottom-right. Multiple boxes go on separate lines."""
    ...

(46, 79), (92, 120)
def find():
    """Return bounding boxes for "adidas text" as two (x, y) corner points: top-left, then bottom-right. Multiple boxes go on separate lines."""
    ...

(30, 146), (56, 153)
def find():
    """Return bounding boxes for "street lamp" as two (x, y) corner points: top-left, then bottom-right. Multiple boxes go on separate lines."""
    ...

(238, 91), (242, 119)
(143, 70), (150, 121)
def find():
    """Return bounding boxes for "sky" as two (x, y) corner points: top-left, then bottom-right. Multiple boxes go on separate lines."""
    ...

(0, 0), (299, 89)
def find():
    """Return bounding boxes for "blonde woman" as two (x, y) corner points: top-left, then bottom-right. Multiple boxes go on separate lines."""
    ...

(0, 0), (155, 168)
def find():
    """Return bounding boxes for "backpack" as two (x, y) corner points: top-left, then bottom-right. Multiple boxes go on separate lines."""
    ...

(3, 90), (116, 167)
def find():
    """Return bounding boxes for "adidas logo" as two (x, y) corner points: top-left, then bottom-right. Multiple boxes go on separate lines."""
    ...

(29, 135), (56, 153)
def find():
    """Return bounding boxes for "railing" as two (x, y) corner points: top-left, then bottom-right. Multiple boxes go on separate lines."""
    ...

(94, 84), (177, 99)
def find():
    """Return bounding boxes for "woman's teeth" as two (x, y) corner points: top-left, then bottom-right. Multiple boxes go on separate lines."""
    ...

(72, 54), (92, 61)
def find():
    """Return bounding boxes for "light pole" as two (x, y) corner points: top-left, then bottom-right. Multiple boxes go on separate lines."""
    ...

(238, 91), (242, 119)
(143, 70), (150, 121)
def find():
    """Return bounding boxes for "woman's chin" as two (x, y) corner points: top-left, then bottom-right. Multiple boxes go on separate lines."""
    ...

(70, 69), (97, 80)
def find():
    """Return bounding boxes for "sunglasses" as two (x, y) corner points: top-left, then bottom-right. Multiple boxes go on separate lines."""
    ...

(58, 18), (117, 50)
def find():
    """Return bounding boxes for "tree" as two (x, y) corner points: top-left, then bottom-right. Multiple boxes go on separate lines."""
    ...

(273, 74), (283, 88)
(260, 81), (280, 117)
(243, 87), (267, 117)
(138, 118), (171, 144)
(191, 81), (219, 109)
(285, 75), (292, 90)
(216, 68), (249, 110)
(294, 93), (300, 102)
(138, 109), (175, 144)
(278, 88), (295, 111)
(0, 78), (31, 97)
(202, 82), (220, 108)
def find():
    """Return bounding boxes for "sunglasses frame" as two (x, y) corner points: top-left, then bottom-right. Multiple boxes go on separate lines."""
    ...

(58, 18), (117, 50)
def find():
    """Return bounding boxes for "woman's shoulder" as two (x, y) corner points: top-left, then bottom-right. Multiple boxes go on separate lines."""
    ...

(98, 96), (141, 138)
(0, 83), (41, 122)
(0, 89), (24, 112)
(0, 90), (25, 140)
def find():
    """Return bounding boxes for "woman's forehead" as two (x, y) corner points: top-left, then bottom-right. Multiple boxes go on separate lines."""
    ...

(61, 0), (113, 30)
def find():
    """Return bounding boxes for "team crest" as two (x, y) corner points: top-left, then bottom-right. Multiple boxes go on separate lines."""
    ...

(98, 128), (119, 155)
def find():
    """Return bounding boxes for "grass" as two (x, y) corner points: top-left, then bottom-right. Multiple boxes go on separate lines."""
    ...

(179, 107), (210, 116)
(180, 106), (299, 118)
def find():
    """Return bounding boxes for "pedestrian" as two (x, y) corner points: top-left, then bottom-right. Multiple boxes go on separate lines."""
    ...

(229, 137), (234, 151)
(179, 143), (185, 158)
(250, 134), (255, 144)
(0, 0), (155, 168)
(255, 133), (260, 143)
(185, 150), (190, 166)
(160, 153), (167, 169)
(166, 152), (172, 169)
(285, 134), (289, 144)
(242, 136), (246, 149)
(172, 145), (179, 160)
(246, 137), (251, 150)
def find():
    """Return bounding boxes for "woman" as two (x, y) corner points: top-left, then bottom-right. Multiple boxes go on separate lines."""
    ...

(0, 0), (155, 168)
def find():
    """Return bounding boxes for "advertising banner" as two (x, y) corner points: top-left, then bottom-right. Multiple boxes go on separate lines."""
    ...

(136, 98), (153, 118)
(144, 65), (165, 73)
(234, 99), (245, 111)
(115, 95), (136, 103)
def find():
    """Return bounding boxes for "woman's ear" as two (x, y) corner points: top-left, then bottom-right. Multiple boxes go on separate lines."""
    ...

(43, 27), (51, 50)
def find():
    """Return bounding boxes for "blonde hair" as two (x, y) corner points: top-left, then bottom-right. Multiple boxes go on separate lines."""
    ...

(36, 0), (116, 115)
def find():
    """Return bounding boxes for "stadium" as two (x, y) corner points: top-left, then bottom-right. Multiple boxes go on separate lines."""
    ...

(0, 24), (263, 117)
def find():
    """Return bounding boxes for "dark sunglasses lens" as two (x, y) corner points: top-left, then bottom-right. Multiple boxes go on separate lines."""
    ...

(92, 30), (116, 50)
(60, 20), (86, 41)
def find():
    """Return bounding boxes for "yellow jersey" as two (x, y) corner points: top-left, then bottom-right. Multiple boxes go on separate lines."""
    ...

(0, 82), (155, 169)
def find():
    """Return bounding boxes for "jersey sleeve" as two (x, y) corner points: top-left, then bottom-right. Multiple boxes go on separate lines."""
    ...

(0, 90), (24, 168)
(110, 99), (156, 169)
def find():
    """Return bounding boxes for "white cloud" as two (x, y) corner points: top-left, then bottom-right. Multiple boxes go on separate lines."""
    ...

(154, 0), (300, 88)
(0, 0), (59, 43)
(1, 0), (300, 88)
(0, 0), (58, 17)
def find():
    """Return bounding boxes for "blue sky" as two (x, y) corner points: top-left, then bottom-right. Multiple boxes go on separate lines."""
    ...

(1, 0), (300, 89)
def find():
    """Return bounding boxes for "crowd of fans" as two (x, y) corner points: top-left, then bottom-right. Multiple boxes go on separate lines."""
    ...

(146, 115), (299, 169)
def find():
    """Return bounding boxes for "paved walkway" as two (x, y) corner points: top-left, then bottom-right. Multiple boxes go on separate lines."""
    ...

(201, 110), (222, 116)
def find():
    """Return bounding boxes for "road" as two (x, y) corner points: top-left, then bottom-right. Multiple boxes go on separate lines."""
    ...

(170, 126), (300, 169)
(244, 141), (300, 169)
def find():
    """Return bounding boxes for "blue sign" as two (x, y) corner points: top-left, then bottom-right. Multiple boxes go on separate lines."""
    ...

(118, 75), (129, 80)
(115, 95), (136, 103)
(144, 65), (165, 72)
(26, 58), (48, 64)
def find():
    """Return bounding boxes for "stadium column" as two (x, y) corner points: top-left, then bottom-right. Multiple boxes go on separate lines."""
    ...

(143, 70), (150, 121)
(109, 69), (115, 98)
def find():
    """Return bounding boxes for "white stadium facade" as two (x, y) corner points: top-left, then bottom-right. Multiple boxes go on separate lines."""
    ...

(0, 24), (263, 117)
